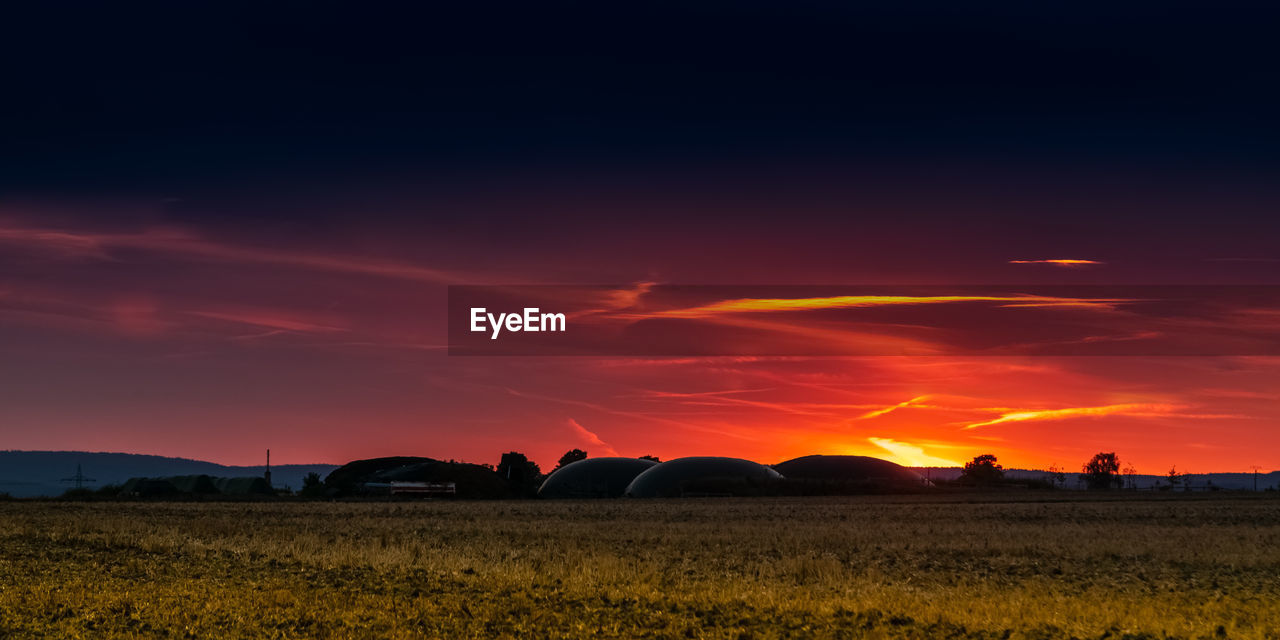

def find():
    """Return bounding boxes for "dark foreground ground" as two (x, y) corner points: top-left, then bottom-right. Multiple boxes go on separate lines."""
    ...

(1, 493), (1278, 639)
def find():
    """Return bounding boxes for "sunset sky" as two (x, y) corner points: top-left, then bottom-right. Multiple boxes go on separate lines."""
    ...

(2, 3), (1279, 473)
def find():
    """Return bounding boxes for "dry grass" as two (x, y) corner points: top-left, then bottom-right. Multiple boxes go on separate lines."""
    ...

(1, 494), (1278, 639)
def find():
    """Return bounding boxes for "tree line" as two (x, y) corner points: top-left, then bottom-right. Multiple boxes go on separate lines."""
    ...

(956, 452), (1220, 490)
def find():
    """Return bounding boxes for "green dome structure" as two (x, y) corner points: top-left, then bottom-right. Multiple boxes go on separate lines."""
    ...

(624, 457), (783, 498)
(538, 457), (658, 498)
(773, 455), (930, 490)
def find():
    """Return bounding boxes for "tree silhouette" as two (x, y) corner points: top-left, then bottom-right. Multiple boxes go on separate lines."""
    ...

(1122, 464), (1138, 489)
(555, 449), (588, 469)
(300, 472), (325, 497)
(959, 454), (1004, 485)
(1081, 452), (1122, 490)
(639, 455), (661, 462)
(1047, 464), (1066, 488)
(497, 451), (542, 497)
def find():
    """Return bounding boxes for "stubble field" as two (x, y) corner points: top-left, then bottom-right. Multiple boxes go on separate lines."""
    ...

(1, 494), (1278, 639)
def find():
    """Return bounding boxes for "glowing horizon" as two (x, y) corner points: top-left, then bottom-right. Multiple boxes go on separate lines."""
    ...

(2, 214), (1278, 475)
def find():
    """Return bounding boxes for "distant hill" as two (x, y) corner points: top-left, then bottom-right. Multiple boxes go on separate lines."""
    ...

(0, 451), (339, 497)
(914, 467), (1280, 491)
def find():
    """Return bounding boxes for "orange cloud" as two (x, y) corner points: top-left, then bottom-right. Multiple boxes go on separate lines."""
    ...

(640, 389), (844, 417)
(567, 418), (620, 457)
(962, 403), (1189, 429)
(724, 315), (951, 354)
(567, 281), (659, 320)
(639, 294), (1129, 318)
(605, 281), (655, 310)
(1008, 259), (1105, 267)
(852, 395), (930, 420)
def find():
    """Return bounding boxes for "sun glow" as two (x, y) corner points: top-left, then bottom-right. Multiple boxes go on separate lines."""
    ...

(866, 437), (962, 467)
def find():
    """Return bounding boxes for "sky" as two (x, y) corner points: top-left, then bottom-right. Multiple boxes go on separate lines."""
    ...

(2, 2), (1279, 473)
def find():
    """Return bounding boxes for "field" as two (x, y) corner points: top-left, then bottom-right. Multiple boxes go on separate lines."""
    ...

(1, 495), (1278, 639)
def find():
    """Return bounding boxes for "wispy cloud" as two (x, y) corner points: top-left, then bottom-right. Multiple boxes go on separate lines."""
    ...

(567, 418), (620, 456)
(635, 294), (1129, 318)
(1196, 388), (1280, 400)
(1008, 259), (1104, 267)
(0, 290), (173, 336)
(639, 388), (844, 417)
(568, 281), (659, 320)
(852, 395), (930, 421)
(505, 388), (758, 440)
(604, 281), (655, 310)
(185, 309), (348, 333)
(0, 223), (464, 283)
(637, 388), (774, 398)
(961, 402), (1237, 430)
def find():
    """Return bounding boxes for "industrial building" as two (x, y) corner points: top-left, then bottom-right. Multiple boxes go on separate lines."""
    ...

(538, 457), (658, 498)
(773, 455), (931, 492)
(625, 457), (783, 498)
(324, 456), (509, 499)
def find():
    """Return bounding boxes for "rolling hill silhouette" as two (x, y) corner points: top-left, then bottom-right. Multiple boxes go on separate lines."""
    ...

(0, 451), (337, 497)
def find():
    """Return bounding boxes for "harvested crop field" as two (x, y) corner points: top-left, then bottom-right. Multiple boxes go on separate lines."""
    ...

(1, 494), (1278, 639)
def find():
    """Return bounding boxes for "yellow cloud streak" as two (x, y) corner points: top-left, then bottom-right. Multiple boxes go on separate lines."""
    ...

(644, 294), (1128, 318)
(853, 395), (930, 421)
(962, 403), (1180, 430)
(1008, 259), (1104, 266)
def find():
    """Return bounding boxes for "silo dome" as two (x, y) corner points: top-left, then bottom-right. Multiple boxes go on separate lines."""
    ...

(773, 455), (929, 488)
(624, 456), (784, 498)
(538, 457), (658, 498)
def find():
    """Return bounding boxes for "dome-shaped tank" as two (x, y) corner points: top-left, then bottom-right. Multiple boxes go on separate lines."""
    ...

(538, 457), (658, 498)
(773, 455), (929, 488)
(624, 456), (784, 498)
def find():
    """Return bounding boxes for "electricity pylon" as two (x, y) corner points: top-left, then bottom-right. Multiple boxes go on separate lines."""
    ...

(60, 464), (97, 490)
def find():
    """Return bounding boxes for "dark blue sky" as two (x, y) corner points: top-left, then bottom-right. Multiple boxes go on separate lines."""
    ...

(4, 1), (1279, 198)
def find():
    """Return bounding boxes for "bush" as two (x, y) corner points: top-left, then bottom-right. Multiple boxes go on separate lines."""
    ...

(300, 472), (326, 498)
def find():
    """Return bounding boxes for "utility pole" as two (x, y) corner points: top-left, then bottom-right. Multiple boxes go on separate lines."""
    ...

(1250, 465), (1263, 492)
(60, 464), (96, 490)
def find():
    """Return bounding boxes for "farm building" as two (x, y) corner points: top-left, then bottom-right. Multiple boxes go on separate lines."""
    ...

(773, 455), (930, 491)
(538, 457), (658, 498)
(325, 456), (509, 499)
(625, 457), (784, 498)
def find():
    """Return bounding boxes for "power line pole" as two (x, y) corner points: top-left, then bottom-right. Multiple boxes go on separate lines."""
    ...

(1250, 465), (1263, 492)
(60, 464), (97, 490)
